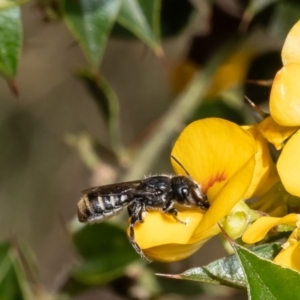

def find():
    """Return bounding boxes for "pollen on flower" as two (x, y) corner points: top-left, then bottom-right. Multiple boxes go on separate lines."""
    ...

(282, 228), (300, 250)
(142, 211), (148, 219)
(184, 218), (191, 226)
(202, 172), (227, 193)
(282, 241), (290, 249)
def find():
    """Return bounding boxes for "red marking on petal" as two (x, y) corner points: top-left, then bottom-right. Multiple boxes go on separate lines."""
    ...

(202, 172), (227, 194)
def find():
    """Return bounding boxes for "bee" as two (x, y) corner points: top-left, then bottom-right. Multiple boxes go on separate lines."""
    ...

(77, 156), (209, 262)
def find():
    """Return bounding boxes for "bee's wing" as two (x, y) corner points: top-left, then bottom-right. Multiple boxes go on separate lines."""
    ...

(81, 180), (142, 196)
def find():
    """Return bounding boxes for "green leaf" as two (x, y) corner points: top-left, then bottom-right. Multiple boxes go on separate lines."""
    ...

(268, 1), (300, 39)
(16, 240), (39, 284)
(192, 99), (245, 125)
(235, 243), (300, 300)
(117, 0), (162, 55)
(156, 276), (204, 296)
(77, 70), (123, 155)
(0, 242), (32, 300)
(71, 223), (138, 285)
(112, 0), (194, 40)
(156, 243), (281, 289)
(0, 6), (22, 79)
(62, 0), (122, 68)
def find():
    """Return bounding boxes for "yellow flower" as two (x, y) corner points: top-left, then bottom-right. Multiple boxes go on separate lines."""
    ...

(207, 50), (255, 97)
(169, 48), (255, 97)
(277, 130), (300, 197)
(134, 209), (219, 262)
(242, 124), (279, 198)
(267, 21), (300, 198)
(171, 118), (256, 232)
(270, 63), (300, 127)
(246, 118), (297, 217)
(133, 118), (257, 262)
(242, 214), (300, 271)
(281, 20), (300, 65)
(274, 229), (300, 271)
(257, 116), (297, 151)
(238, 22), (300, 258)
(249, 183), (289, 217)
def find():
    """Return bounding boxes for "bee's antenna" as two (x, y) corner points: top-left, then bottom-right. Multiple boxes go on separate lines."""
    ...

(171, 155), (191, 176)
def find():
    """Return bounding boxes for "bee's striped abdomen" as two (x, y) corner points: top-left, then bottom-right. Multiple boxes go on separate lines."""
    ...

(77, 192), (132, 223)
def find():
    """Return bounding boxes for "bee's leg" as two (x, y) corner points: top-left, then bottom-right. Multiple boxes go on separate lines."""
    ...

(129, 205), (152, 263)
(163, 201), (187, 225)
(127, 206), (133, 217)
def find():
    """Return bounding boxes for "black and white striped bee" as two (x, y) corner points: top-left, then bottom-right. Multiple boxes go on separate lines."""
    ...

(77, 157), (209, 262)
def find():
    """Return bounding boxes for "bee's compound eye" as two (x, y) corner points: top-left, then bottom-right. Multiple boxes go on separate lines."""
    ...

(156, 189), (164, 196)
(181, 187), (189, 197)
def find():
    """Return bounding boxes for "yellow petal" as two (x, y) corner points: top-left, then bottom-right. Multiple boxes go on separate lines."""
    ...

(274, 231), (300, 271)
(243, 124), (279, 198)
(242, 214), (299, 244)
(257, 116), (298, 150)
(207, 50), (254, 97)
(250, 183), (289, 217)
(171, 118), (256, 231)
(270, 64), (300, 126)
(133, 210), (219, 262)
(282, 20), (300, 65)
(277, 130), (300, 197)
(134, 210), (205, 249)
(200, 156), (254, 232)
(143, 239), (209, 262)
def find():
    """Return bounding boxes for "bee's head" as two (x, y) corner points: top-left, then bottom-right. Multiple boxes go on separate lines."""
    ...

(171, 176), (209, 210)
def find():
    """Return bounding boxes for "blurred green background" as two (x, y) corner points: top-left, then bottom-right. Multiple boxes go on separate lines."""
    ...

(0, 0), (299, 299)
